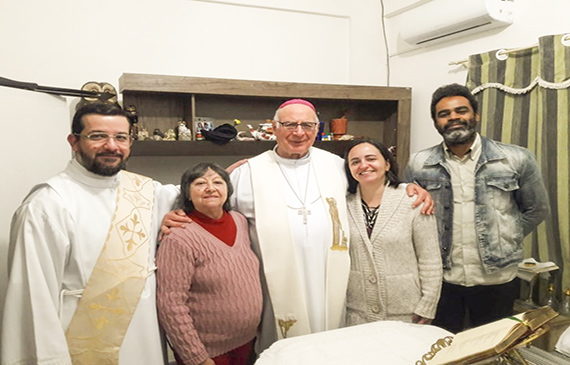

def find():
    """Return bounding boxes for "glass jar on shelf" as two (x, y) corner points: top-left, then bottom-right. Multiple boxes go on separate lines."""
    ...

(560, 289), (570, 316)
(543, 283), (559, 311)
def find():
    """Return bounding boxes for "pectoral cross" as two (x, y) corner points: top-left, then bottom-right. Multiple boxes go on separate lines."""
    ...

(298, 205), (311, 224)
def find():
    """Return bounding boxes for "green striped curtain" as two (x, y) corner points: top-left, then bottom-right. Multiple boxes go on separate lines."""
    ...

(466, 33), (570, 295)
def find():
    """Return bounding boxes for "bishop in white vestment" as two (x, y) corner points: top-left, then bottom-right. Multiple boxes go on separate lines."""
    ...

(230, 99), (351, 354)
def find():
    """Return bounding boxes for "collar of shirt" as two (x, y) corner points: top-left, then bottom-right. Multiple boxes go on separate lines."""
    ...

(69, 159), (120, 188)
(272, 145), (312, 167)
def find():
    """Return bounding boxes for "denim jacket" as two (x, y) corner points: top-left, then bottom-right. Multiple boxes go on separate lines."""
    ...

(405, 136), (549, 273)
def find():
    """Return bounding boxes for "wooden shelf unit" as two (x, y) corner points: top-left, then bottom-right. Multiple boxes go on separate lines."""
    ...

(119, 73), (412, 168)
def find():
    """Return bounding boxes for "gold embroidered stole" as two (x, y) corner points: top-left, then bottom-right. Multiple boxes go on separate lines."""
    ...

(249, 148), (350, 340)
(65, 171), (155, 364)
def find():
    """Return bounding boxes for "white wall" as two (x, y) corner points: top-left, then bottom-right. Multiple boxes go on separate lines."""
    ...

(386, 0), (570, 153)
(0, 89), (69, 325)
(0, 0), (386, 323)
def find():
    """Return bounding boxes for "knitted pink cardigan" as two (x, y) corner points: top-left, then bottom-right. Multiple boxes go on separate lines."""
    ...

(156, 211), (262, 365)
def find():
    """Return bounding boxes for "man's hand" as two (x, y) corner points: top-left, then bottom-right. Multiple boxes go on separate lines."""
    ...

(412, 314), (433, 325)
(226, 159), (248, 174)
(405, 183), (434, 215)
(160, 209), (192, 240)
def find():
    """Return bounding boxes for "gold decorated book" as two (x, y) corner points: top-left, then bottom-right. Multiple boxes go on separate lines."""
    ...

(426, 306), (558, 365)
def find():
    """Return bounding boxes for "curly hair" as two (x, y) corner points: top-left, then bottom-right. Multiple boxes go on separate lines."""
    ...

(430, 83), (478, 121)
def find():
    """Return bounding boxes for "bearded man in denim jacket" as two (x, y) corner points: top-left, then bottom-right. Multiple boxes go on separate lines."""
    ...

(405, 84), (550, 334)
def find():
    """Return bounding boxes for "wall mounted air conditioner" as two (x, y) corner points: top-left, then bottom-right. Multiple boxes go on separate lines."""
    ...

(397, 0), (516, 46)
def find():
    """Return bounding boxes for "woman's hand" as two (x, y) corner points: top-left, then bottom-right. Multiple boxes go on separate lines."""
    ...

(412, 314), (433, 325)
(159, 209), (192, 239)
(405, 183), (434, 215)
(199, 359), (215, 365)
(226, 159), (248, 174)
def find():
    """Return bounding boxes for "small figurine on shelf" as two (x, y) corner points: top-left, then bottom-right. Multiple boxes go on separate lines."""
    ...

(125, 105), (139, 140)
(236, 131), (255, 142)
(247, 120), (276, 141)
(163, 128), (176, 141)
(137, 128), (149, 141)
(195, 131), (205, 141)
(151, 128), (164, 141)
(176, 120), (192, 141)
(234, 118), (255, 141)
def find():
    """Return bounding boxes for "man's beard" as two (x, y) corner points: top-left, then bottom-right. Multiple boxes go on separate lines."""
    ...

(77, 150), (127, 176)
(437, 118), (477, 146)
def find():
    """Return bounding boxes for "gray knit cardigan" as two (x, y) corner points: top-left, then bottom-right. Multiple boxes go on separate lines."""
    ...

(345, 184), (443, 325)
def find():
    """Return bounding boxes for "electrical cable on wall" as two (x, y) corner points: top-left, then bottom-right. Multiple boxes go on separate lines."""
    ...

(380, 0), (391, 86)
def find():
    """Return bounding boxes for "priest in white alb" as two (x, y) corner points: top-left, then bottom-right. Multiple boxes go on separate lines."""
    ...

(1, 103), (178, 365)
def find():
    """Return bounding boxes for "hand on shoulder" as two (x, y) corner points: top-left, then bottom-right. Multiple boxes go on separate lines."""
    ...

(226, 159), (248, 174)
(405, 183), (435, 215)
(159, 209), (192, 240)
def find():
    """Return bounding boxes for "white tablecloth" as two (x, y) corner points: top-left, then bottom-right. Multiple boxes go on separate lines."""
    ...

(255, 321), (452, 365)
(556, 325), (570, 357)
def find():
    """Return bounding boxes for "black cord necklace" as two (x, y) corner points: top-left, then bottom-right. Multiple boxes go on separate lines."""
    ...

(361, 200), (379, 236)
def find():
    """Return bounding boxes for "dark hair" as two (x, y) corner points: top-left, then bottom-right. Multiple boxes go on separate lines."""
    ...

(430, 83), (478, 121)
(176, 163), (234, 214)
(344, 138), (401, 194)
(71, 102), (129, 134)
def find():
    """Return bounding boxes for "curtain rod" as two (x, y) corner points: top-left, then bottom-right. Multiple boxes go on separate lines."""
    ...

(449, 34), (570, 67)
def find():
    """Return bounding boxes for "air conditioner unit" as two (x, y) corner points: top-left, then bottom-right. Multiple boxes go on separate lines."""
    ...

(398, 0), (516, 46)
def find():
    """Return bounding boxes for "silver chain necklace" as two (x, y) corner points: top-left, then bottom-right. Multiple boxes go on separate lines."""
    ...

(277, 162), (312, 224)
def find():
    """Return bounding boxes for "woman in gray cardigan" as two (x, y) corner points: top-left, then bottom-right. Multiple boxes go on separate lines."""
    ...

(344, 139), (442, 326)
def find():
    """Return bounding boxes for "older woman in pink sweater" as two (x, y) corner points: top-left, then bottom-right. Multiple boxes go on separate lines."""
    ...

(156, 163), (262, 365)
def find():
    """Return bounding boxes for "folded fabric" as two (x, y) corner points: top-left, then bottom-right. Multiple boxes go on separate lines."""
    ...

(203, 123), (238, 144)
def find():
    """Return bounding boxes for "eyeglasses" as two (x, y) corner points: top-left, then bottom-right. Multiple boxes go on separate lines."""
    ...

(74, 132), (132, 144)
(276, 121), (318, 131)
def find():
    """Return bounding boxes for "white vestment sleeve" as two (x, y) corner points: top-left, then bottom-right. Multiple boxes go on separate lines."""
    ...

(153, 182), (181, 228)
(2, 189), (73, 365)
(229, 163), (255, 220)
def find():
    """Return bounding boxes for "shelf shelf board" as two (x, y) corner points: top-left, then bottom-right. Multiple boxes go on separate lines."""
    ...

(120, 73), (411, 101)
(130, 140), (353, 157)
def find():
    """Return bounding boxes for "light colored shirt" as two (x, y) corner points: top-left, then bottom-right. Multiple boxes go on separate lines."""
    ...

(443, 134), (517, 286)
